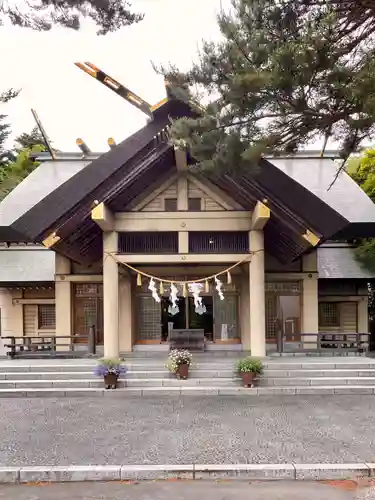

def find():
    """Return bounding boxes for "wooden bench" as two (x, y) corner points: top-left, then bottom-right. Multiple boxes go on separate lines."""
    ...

(169, 329), (205, 352)
(3, 331), (95, 359)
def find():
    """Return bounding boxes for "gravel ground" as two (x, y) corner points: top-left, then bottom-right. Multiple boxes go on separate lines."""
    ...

(0, 481), (362, 500)
(1, 395), (375, 466)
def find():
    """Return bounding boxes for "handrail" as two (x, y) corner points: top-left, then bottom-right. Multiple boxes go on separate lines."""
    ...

(3, 327), (96, 358)
(275, 331), (369, 355)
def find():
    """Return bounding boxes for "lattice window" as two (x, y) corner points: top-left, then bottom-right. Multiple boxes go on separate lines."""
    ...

(319, 302), (340, 327)
(213, 295), (238, 340)
(136, 296), (161, 341)
(119, 232), (178, 253)
(38, 304), (56, 329)
(265, 294), (278, 341)
(189, 232), (249, 253)
(265, 281), (301, 293)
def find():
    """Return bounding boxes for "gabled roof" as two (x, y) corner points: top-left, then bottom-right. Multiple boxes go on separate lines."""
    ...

(318, 242), (375, 279)
(0, 97), (194, 244)
(0, 96), (375, 264)
(0, 159), (91, 241)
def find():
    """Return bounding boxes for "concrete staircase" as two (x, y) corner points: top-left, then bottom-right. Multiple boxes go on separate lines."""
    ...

(0, 357), (375, 397)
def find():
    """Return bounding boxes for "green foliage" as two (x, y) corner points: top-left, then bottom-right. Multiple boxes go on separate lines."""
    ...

(348, 148), (375, 271)
(0, 122), (51, 201)
(350, 149), (375, 202)
(0, 0), (143, 35)
(0, 89), (20, 168)
(346, 155), (362, 176)
(236, 357), (263, 374)
(96, 357), (124, 368)
(354, 240), (375, 272)
(0, 144), (45, 201)
(94, 357), (127, 377)
(160, 0), (375, 175)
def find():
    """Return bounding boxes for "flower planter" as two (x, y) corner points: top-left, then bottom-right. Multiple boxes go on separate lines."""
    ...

(166, 350), (192, 379)
(177, 363), (189, 380)
(241, 371), (255, 388)
(104, 373), (119, 389)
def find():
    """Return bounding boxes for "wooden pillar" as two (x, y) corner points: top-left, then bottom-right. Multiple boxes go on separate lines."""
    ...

(249, 230), (266, 357)
(103, 231), (119, 358)
(55, 254), (72, 349)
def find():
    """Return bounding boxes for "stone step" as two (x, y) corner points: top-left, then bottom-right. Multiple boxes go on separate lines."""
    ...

(259, 377), (375, 386)
(262, 362), (375, 370)
(0, 369), (237, 380)
(0, 385), (374, 397)
(0, 362), (237, 373)
(0, 378), (241, 389)
(1, 359), (375, 373)
(262, 369), (375, 377)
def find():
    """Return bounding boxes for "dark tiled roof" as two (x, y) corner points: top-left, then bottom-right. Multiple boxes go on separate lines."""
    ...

(0, 96), (374, 264)
(0, 160), (91, 240)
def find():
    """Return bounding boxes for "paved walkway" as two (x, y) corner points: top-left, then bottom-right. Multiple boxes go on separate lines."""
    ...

(1, 395), (375, 465)
(0, 481), (371, 500)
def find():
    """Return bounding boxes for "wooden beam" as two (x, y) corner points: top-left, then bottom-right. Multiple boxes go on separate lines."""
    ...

(114, 211), (253, 232)
(251, 200), (270, 230)
(302, 229), (320, 247)
(55, 274), (103, 282)
(91, 202), (114, 231)
(13, 298), (55, 305)
(177, 174), (188, 210)
(76, 138), (91, 155)
(116, 253), (251, 264)
(174, 147), (188, 171)
(108, 137), (116, 149)
(42, 232), (61, 248)
(136, 265), (243, 276)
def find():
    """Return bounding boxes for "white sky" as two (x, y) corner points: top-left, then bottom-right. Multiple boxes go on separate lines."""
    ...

(0, 0), (224, 152)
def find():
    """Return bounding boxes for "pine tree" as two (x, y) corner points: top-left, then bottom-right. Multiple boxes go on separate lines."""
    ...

(14, 126), (48, 152)
(0, 0), (143, 35)
(0, 89), (20, 169)
(162, 0), (375, 175)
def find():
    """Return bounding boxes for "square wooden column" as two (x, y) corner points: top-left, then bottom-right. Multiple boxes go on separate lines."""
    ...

(55, 254), (72, 350)
(103, 231), (119, 358)
(249, 230), (266, 357)
(119, 273), (133, 352)
(301, 253), (319, 348)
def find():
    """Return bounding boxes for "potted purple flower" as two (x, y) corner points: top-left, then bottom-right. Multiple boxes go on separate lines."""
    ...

(94, 357), (127, 389)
